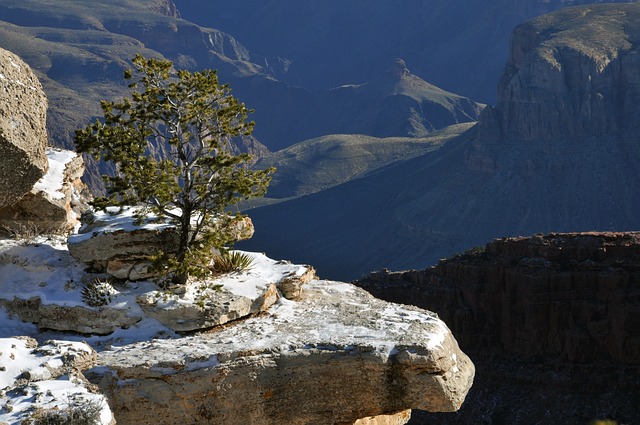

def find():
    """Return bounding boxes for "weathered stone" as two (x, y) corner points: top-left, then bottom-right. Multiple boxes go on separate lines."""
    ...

(1, 296), (142, 335)
(0, 48), (48, 208)
(0, 337), (114, 425)
(277, 263), (317, 299)
(68, 208), (255, 280)
(0, 149), (90, 234)
(88, 280), (474, 425)
(136, 282), (279, 332)
(354, 410), (412, 425)
(135, 253), (313, 331)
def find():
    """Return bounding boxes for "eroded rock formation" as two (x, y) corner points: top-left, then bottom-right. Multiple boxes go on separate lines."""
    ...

(88, 280), (474, 425)
(479, 3), (640, 141)
(356, 232), (640, 424)
(0, 48), (48, 208)
(0, 148), (90, 234)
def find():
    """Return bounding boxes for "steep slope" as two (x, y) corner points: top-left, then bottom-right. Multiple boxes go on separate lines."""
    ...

(239, 3), (640, 281)
(0, 0), (482, 176)
(254, 124), (475, 200)
(175, 0), (639, 103)
(226, 59), (483, 151)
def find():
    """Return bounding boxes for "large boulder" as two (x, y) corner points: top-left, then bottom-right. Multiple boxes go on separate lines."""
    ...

(0, 148), (90, 235)
(88, 280), (475, 425)
(0, 48), (48, 208)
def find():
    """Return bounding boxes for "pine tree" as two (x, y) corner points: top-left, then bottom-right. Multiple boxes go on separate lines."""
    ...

(75, 54), (274, 285)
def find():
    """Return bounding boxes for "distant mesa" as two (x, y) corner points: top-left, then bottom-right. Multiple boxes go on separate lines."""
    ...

(479, 3), (640, 142)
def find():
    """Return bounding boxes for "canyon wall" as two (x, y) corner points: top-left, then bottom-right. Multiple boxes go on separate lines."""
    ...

(479, 3), (640, 141)
(356, 232), (640, 424)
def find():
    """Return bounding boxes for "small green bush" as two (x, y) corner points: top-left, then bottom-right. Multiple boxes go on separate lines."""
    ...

(211, 251), (254, 274)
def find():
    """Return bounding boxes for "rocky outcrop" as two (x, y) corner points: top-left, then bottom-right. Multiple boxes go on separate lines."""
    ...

(0, 48), (48, 208)
(68, 208), (254, 281)
(136, 253), (315, 332)
(357, 232), (640, 364)
(88, 280), (474, 425)
(0, 148), (90, 234)
(1, 296), (142, 335)
(479, 3), (640, 141)
(355, 232), (640, 424)
(0, 337), (114, 425)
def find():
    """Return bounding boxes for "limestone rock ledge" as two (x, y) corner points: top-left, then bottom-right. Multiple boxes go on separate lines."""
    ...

(88, 280), (474, 425)
(0, 337), (114, 425)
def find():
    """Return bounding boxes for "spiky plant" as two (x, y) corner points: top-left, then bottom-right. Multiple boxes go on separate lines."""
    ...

(211, 251), (254, 274)
(81, 280), (115, 307)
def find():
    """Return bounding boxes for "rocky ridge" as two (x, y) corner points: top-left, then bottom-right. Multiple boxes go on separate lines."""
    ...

(240, 2), (640, 281)
(356, 232), (640, 424)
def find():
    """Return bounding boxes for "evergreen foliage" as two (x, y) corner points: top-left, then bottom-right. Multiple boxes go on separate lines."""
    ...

(75, 55), (274, 285)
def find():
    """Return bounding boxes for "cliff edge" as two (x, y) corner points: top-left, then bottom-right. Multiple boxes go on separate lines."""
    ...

(480, 3), (640, 141)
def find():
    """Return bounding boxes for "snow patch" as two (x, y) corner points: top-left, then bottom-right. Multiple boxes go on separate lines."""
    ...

(33, 148), (77, 200)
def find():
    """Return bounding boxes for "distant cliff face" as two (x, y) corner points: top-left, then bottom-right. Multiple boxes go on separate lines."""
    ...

(480, 3), (640, 141)
(358, 232), (640, 365)
(356, 232), (640, 424)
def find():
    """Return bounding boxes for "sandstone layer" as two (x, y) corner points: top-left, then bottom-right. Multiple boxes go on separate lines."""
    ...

(479, 3), (640, 141)
(0, 48), (48, 208)
(89, 280), (475, 425)
(356, 232), (640, 424)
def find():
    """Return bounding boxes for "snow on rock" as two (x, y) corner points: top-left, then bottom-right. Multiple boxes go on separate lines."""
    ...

(0, 236), (145, 335)
(89, 280), (475, 425)
(32, 149), (77, 200)
(0, 337), (114, 425)
(0, 147), (89, 234)
(0, 235), (474, 424)
(137, 252), (315, 331)
(68, 207), (254, 281)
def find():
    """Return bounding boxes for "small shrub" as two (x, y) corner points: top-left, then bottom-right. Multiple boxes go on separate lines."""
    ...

(211, 251), (254, 274)
(193, 281), (223, 310)
(81, 280), (115, 307)
(21, 398), (103, 425)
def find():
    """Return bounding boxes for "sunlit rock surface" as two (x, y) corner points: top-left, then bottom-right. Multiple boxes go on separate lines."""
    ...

(0, 48), (48, 208)
(89, 280), (474, 425)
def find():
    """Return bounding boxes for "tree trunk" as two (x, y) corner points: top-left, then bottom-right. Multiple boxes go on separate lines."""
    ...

(173, 208), (192, 286)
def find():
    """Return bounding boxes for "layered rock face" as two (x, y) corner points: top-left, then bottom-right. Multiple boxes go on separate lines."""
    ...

(89, 280), (474, 425)
(356, 232), (640, 424)
(358, 232), (640, 364)
(0, 47), (48, 207)
(480, 3), (640, 141)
